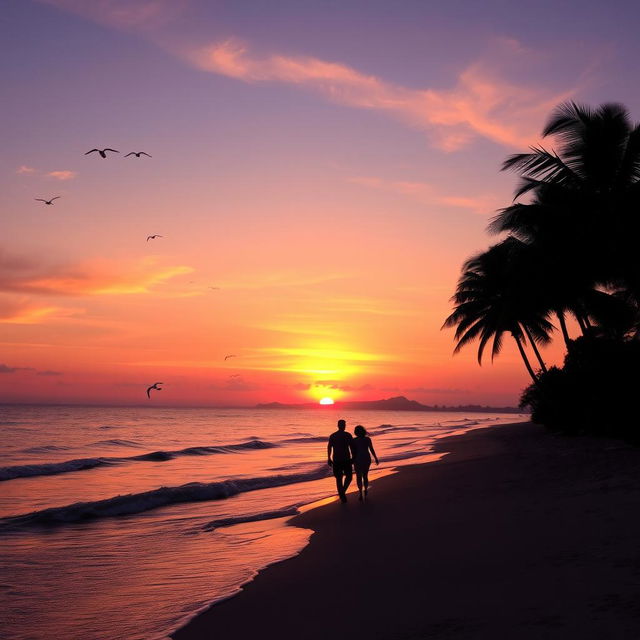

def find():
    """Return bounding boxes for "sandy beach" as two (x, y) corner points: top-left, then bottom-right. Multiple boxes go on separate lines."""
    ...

(173, 421), (640, 639)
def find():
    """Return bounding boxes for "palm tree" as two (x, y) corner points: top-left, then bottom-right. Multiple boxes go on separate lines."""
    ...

(443, 238), (554, 383)
(488, 102), (640, 334)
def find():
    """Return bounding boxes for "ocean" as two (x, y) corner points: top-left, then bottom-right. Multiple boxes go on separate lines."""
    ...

(0, 405), (524, 640)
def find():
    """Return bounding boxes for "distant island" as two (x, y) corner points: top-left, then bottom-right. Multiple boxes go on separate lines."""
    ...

(255, 395), (526, 413)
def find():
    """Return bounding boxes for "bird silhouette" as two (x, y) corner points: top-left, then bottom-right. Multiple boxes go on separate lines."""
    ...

(35, 197), (60, 205)
(125, 152), (152, 158)
(85, 148), (119, 158)
(146, 235), (163, 242)
(146, 382), (163, 398)
(224, 355), (236, 361)
(208, 286), (220, 290)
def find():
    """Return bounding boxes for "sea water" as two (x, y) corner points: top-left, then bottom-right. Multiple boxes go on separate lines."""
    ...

(0, 405), (524, 640)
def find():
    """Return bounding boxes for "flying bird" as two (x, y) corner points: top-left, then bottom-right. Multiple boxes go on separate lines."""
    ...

(146, 382), (163, 398)
(125, 151), (152, 158)
(229, 374), (241, 378)
(85, 148), (119, 158)
(208, 286), (220, 290)
(224, 355), (236, 361)
(35, 197), (60, 205)
(146, 235), (163, 242)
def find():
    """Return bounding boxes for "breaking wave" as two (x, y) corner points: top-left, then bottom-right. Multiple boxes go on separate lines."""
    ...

(1, 467), (329, 528)
(0, 440), (278, 482)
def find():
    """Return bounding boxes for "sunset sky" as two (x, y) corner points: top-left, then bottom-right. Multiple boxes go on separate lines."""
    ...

(3, 0), (639, 406)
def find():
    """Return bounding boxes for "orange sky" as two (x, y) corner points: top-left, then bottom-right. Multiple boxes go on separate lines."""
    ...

(3, 0), (633, 406)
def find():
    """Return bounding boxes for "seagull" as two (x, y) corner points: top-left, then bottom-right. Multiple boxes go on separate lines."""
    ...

(35, 197), (61, 205)
(224, 355), (236, 361)
(125, 151), (152, 158)
(146, 235), (163, 242)
(146, 382), (163, 398)
(208, 286), (220, 290)
(85, 148), (119, 158)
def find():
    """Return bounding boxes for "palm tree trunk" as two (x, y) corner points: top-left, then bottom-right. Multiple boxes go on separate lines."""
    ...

(512, 333), (538, 384)
(556, 311), (571, 348)
(575, 313), (588, 336)
(522, 324), (548, 373)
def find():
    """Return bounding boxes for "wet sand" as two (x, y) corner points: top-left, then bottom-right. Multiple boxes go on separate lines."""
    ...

(172, 421), (640, 639)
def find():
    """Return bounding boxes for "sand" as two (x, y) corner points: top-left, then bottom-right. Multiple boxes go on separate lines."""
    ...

(172, 421), (640, 639)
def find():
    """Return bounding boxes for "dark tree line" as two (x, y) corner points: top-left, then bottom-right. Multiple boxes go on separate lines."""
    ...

(444, 102), (640, 435)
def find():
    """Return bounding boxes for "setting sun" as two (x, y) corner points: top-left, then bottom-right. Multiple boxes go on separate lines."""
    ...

(319, 397), (334, 405)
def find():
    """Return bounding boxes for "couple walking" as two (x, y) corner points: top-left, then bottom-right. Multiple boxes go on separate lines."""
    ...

(327, 419), (379, 502)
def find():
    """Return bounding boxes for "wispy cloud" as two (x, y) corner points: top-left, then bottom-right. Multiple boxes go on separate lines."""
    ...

(349, 176), (501, 214)
(0, 363), (63, 375)
(0, 364), (32, 374)
(0, 299), (83, 324)
(47, 170), (77, 181)
(39, 0), (186, 30)
(0, 253), (193, 297)
(188, 38), (578, 151)
(404, 386), (469, 394)
(40, 2), (584, 151)
(16, 165), (36, 175)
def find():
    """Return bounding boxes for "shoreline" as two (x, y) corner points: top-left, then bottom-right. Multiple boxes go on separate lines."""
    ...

(172, 420), (640, 639)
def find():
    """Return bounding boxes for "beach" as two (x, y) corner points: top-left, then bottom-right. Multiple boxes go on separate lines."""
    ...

(173, 421), (640, 639)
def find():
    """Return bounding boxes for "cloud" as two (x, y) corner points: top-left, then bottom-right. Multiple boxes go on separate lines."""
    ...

(0, 298), (83, 324)
(314, 380), (374, 392)
(0, 252), (193, 297)
(0, 364), (35, 374)
(40, 3), (585, 150)
(209, 377), (261, 392)
(16, 165), (36, 175)
(39, 0), (186, 30)
(0, 363), (64, 375)
(188, 38), (578, 151)
(47, 170), (77, 181)
(349, 176), (501, 214)
(404, 386), (470, 394)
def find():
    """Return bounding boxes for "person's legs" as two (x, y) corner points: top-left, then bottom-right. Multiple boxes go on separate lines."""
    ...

(333, 466), (344, 496)
(355, 469), (363, 500)
(343, 465), (353, 495)
(362, 462), (371, 496)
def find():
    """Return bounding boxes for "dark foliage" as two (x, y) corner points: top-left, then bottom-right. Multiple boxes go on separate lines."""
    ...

(520, 336), (640, 438)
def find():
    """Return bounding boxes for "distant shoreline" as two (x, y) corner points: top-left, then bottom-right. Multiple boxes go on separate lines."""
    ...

(0, 398), (526, 413)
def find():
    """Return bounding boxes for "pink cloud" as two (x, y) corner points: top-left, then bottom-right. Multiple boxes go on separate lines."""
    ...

(0, 298), (83, 324)
(349, 176), (501, 214)
(16, 165), (36, 175)
(39, 0), (186, 30)
(47, 170), (77, 181)
(189, 38), (578, 151)
(0, 251), (192, 297)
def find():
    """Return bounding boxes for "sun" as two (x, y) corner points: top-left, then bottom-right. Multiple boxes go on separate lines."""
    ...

(319, 397), (334, 405)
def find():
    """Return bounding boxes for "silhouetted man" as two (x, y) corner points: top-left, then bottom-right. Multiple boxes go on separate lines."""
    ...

(327, 419), (353, 503)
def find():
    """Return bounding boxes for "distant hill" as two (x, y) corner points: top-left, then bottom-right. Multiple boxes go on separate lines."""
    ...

(255, 395), (525, 413)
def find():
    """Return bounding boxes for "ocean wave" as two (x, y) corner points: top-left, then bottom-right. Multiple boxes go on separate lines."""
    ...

(0, 458), (114, 481)
(203, 506), (300, 530)
(90, 439), (144, 447)
(0, 439), (279, 482)
(1, 467), (329, 528)
(21, 444), (71, 454)
(281, 436), (327, 444)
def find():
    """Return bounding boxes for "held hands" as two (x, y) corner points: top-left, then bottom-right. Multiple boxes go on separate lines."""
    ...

(327, 458), (333, 467)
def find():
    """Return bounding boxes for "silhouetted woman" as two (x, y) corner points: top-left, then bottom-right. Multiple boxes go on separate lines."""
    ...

(352, 425), (379, 501)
